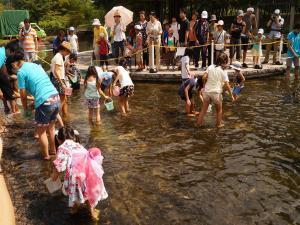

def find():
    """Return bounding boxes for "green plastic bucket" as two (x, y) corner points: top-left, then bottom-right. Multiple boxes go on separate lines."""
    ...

(104, 99), (114, 111)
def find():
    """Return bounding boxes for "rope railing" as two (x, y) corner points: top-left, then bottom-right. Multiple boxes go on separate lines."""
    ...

(36, 38), (289, 65)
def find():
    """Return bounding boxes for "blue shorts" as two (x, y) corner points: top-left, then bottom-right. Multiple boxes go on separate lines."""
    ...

(35, 95), (60, 126)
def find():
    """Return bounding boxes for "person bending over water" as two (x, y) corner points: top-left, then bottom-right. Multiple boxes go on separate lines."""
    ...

(112, 66), (134, 114)
(178, 77), (204, 116)
(197, 53), (234, 128)
(6, 51), (60, 160)
(51, 126), (108, 220)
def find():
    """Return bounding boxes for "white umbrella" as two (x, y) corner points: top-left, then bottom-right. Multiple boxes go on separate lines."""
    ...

(105, 6), (133, 28)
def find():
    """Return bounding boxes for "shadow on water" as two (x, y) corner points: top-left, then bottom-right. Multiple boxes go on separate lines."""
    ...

(2, 76), (300, 225)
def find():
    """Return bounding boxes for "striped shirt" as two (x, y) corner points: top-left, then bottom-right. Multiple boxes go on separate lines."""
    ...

(19, 28), (37, 53)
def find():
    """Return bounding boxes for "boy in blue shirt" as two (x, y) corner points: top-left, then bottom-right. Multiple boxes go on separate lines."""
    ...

(6, 51), (60, 160)
(287, 24), (300, 79)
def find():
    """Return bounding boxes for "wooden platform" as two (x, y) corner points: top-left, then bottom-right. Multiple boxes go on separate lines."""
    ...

(76, 50), (286, 82)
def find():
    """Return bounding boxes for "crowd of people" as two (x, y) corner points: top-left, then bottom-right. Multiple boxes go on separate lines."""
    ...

(0, 6), (299, 221)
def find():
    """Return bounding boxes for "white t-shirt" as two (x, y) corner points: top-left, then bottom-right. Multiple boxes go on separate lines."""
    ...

(67, 34), (78, 52)
(51, 52), (65, 80)
(116, 66), (133, 88)
(204, 65), (229, 94)
(181, 56), (190, 79)
(171, 22), (179, 41)
(113, 23), (126, 42)
(95, 66), (103, 78)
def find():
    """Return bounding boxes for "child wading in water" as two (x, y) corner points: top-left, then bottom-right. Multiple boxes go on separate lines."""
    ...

(230, 61), (245, 100)
(51, 126), (108, 220)
(112, 66), (134, 114)
(252, 28), (265, 69)
(65, 53), (81, 90)
(84, 66), (109, 125)
(178, 77), (203, 116)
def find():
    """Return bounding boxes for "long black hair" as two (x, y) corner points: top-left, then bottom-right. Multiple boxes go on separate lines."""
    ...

(55, 126), (80, 149)
(84, 66), (99, 88)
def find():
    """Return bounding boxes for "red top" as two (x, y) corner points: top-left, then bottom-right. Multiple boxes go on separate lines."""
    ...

(97, 39), (109, 55)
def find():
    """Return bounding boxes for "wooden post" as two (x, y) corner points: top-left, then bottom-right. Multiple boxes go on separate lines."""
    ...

(289, 3), (295, 31)
(255, 7), (260, 29)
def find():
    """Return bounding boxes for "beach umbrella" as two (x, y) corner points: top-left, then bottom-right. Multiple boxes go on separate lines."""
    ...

(105, 6), (133, 28)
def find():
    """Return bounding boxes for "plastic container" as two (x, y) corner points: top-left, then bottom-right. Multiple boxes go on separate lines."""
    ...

(113, 86), (120, 97)
(44, 177), (62, 194)
(64, 86), (73, 96)
(104, 99), (114, 111)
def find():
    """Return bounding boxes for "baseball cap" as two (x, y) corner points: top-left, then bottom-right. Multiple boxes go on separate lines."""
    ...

(247, 7), (255, 13)
(274, 9), (280, 14)
(69, 26), (75, 31)
(230, 61), (242, 71)
(217, 20), (224, 26)
(237, 10), (244, 17)
(258, 28), (264, 34)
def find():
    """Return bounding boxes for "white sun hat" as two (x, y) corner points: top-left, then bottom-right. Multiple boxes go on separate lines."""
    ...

(92, 18), (101, 26)
(258, 28), (264, 34)
(201, 11), (208, 19)
(217, 20), (224, 26)
(69, 26), (75, 31)
(230, 61), (242, 71)
(247, 7), (255, 13)
(274, 9), (280, 15)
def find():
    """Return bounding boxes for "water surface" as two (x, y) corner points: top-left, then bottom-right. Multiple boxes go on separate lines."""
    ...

(3, 76), (300, 225)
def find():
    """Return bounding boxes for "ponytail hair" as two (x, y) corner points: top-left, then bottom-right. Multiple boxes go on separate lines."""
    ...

(55, 126), (80, 149)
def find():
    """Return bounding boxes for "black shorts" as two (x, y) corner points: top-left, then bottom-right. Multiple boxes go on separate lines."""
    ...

(0, 73), (15, 100)
(119, 85), (134, 97)
(180, 92), (193, 101)
(241, 36), (250, 51)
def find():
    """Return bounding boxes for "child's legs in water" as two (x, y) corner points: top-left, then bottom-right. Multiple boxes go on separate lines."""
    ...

(125, 96), (130, 113)
(88, 108), (93, 123)
(215, 101), (223, 127)
(95, 107), (101, 124)
(197, 99), (210, 125)
(118, 96), (126, 114)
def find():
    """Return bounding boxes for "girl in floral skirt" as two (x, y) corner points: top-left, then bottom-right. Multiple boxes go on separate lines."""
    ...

(51, 126), (108, 220)
(84, 66), (109, 125)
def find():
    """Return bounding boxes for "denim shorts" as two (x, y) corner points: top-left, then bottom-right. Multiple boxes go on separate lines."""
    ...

(35, 95), (60, 126)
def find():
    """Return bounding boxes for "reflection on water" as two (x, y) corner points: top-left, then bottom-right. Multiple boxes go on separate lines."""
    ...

(3, 76), (300, 225)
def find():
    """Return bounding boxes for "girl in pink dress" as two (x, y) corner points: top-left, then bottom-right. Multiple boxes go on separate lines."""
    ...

(51, 127), (108, 220)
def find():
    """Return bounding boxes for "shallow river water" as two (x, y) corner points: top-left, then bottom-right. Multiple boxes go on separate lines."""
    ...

(2, 76), (300, 225)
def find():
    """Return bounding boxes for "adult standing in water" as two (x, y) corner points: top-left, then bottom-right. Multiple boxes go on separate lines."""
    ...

(92, 19), (108, 65)
(50, 41), (71, 118)
(197, 53), (234, 128)
(137, 11), (148, 70)
(112, 11), (126, 64)
(6, 51), (60, 160)
(146, 11), (162, 72)
(241, 7), (257, 68)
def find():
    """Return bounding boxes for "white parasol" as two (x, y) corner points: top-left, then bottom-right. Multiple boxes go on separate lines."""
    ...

(105, 6), (133, 28)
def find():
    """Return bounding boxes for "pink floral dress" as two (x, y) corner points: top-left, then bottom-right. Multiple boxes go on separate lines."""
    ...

(53, 140), (108, 207)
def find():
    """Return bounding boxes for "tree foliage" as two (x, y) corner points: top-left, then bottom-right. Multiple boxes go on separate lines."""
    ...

(10, 0), (105, 33)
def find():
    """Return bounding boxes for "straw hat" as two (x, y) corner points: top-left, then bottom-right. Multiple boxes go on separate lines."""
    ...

(60, 41), (72, 52)
(92, 18), (101, 26)
(114, 10), (121, 17)
(230, 61), (242, 71)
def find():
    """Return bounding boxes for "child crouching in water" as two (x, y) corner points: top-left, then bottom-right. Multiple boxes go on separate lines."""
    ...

(84, 66), (110, 125)
(112, 66), (134, 114)
(51, 126), (108, 220)
(230, 61), (245, 100)
(178, 76), (204, 116)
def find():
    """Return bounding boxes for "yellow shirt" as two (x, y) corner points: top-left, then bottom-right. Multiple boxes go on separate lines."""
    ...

(93, 26), (108, 44)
